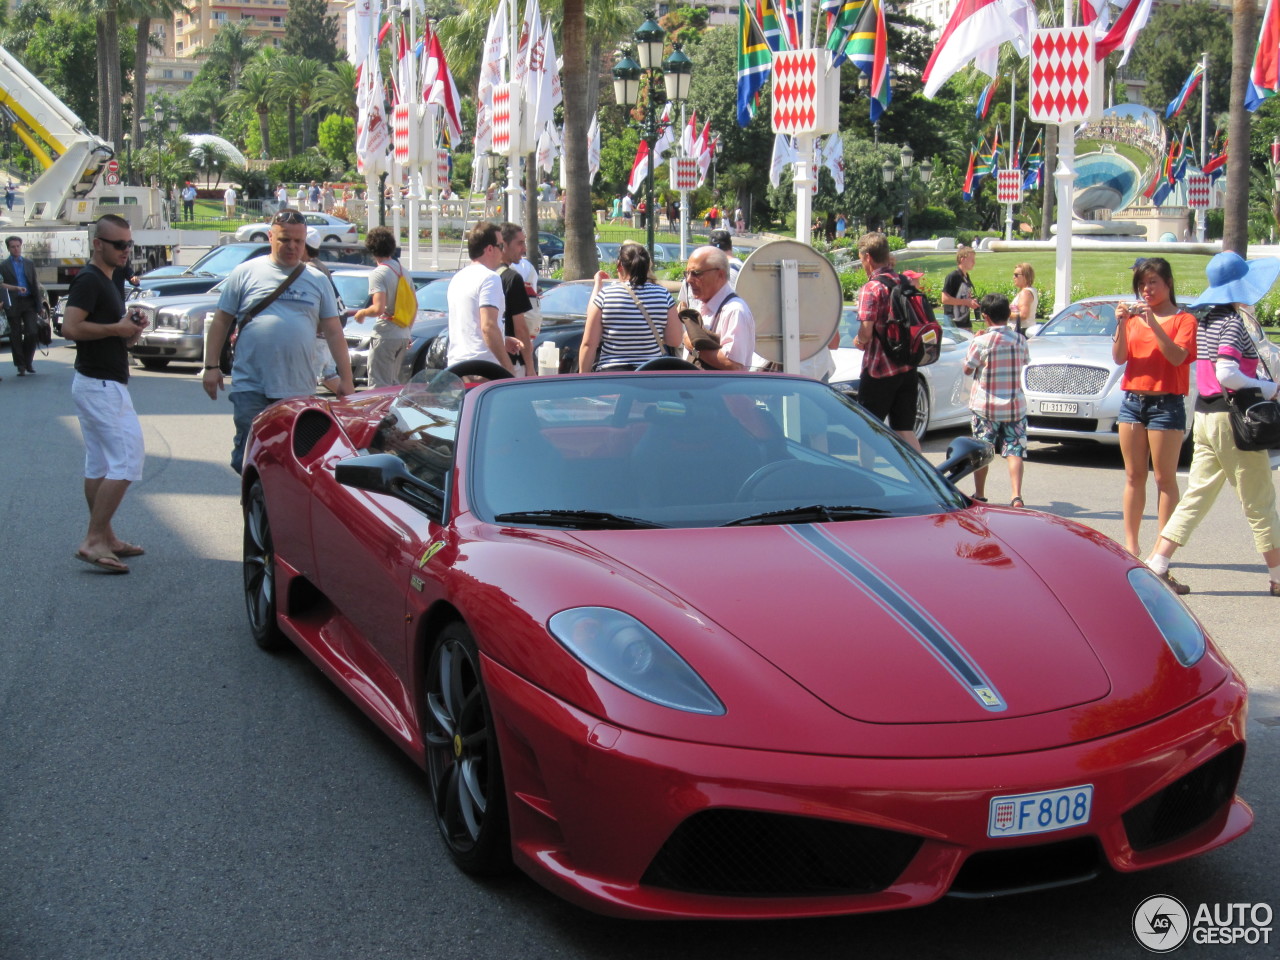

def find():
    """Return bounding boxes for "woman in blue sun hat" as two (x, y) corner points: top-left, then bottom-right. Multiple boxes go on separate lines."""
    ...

(1146, 251), (1280, 597)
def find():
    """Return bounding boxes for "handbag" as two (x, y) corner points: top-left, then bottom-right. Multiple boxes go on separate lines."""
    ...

(1225, 352), (1280, 451)
(219, 263), (306, 375)
(36, 315), (52, 348)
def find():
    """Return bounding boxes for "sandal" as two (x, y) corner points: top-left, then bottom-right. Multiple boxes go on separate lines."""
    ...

(972, 496), (987, 503)
(1010, 497), (1025, 508)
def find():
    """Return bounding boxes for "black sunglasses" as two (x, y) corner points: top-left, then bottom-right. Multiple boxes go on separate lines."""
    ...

(272, 210), (307, 225)
(99, 238), (133, 251)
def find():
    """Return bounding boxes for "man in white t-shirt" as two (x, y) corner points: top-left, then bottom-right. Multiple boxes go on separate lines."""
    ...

(274, 183), (289, 210)
(223, 185), (237, 220)
(446, 221), (517, 372)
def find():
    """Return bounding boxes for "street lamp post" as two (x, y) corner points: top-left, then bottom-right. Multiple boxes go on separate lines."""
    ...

(880, 145), (933, 240)
(613, 12), (692, 262)
(123, 133), (132, 186)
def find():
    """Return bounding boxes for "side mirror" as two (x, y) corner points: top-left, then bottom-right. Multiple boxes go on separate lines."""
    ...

(936, 436), (994, 484)
(335, 453), (444, 515)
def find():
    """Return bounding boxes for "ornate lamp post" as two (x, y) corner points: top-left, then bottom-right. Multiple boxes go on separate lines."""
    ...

(881, 145), (933, 240)
(613, 12), (693, 261)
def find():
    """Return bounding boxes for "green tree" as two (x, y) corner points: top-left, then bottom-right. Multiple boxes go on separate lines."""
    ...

(282, 0), (338, 63)
(197, 21), (259, 90)
(314, 60), (358, 122)
(128, 0), (193, 149)
(1127, 1), (1230, 143)
(223, 58), (279, 157)
(273, 55), (326, 154)
(317, 113), (355, 168)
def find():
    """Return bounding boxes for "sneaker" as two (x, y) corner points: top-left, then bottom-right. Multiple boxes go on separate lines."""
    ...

(1269, 581), (1280, 597)
(1159, 572), (1191, 595)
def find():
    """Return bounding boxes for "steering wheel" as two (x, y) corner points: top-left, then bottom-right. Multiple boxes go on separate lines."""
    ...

(444, 359), (514, 380)
(636, 356), (698, 372)
(735, 459), (879, 502)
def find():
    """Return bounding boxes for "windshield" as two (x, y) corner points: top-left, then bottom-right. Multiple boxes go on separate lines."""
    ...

(1039, 302), (1118, 338)
(539, 282), (593, 319)
(190, 245), (262, 276)
(369, 370), (464, 491)
(332, 274), (371, 309)
(470, 375), (963, 528)
(417, 277), (451, 312)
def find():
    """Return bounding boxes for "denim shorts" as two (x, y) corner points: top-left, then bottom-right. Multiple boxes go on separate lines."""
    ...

(1118, 392), (1186, 432)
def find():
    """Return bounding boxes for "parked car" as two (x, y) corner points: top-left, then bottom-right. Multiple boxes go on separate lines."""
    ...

(240, 365), (1251, 918)
(342, 270), (454, 384)
(1023, 296), (1280, 450)
(423, 276), (573, 372)
(538, 233), (564, 267)
(235, 212), (358, 244)
(829, 305), (977, 440)
(136, 241), (369, 300)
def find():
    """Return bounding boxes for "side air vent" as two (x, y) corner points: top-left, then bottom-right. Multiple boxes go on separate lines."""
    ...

(293, 409), (335, 459)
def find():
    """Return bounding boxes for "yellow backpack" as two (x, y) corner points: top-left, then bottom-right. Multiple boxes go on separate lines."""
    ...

(387, 264), (416, 328)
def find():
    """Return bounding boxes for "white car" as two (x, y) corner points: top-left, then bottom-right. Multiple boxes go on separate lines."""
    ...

(829, 305), (977, 440)
(234, 212), (358, 244)
(1023, 296), (1280, 449)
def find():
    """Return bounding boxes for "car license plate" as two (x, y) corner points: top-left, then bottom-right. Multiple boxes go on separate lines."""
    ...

(987, 785), (1093, 838)
(1040, 401), (1079, 414)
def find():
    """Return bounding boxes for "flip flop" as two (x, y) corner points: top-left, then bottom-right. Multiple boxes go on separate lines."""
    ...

(114, 544), (146, 558)
(74, 551), (129, 574)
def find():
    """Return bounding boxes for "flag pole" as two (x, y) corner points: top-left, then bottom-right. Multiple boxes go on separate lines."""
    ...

(1005, 68), (1016, 241)
(506, 0), (522, 228)
(1196, 50), (1208, 242)
(679, 102), (688, 261)
(1053, 0), (1075, 319)
(405, 8), (420, 269)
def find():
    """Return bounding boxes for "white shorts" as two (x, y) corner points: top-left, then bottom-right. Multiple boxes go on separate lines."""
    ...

(72, 373), (145, 481)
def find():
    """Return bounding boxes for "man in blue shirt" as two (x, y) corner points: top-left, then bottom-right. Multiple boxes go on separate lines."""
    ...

(0, 235), (45, 375)
(201, 209), (353, 474)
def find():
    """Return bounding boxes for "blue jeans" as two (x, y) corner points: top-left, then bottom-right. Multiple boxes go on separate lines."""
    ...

(1118, 392), (1186, 432)
(230, 390), (274, 475)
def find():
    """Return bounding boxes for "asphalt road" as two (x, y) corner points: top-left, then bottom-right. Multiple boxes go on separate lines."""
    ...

(2, 344), (1277, 960)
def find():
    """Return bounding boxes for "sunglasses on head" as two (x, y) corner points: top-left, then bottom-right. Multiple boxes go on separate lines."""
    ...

(272, 210), (307, 225)
(100, 238), (133, 251)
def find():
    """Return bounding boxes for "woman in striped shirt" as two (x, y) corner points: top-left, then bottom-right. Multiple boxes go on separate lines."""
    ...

(579, 241), (680, 372)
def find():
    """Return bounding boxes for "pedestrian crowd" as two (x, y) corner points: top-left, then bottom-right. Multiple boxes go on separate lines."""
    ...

(42, 215), (1280, 596)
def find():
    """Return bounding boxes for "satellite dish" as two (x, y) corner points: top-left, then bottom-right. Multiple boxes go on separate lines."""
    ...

(735, 239), (842, 366)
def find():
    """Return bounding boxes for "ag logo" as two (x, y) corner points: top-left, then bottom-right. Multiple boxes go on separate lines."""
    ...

(1133, 895), (1190, 953)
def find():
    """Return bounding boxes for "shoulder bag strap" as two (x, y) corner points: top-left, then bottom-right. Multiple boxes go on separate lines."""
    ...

(241, 262), (306, 329)
(621, 282), (666, 353)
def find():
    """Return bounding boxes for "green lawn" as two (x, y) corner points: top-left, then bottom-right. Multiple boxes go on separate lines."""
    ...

(898, 250), (1214, 303)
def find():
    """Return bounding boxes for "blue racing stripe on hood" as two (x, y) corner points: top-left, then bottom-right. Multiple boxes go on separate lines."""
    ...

(785, 524), (1007, 713)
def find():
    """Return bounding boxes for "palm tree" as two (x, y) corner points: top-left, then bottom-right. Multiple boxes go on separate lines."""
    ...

(1224, 0), (1256, 253)
(561, 0), (594, 280)
(314, 61), (358, 122)
(190, 140), (225, 187)
(222, 59), (277, 158)
(180, 80), (223, 132)
(204, 21), (259, 90)
(273, 55), (327, 154)
(126, 0), (192, 148)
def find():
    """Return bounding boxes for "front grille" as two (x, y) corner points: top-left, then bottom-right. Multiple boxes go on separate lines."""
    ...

(1123, 744), (1244, 852)
(1025, 363), (1109, 395)
(641, 809), (922, 898)
(1028, 416), (1101, 433)
(293, 409), (334, 459)
(949, 837), (1102, 897)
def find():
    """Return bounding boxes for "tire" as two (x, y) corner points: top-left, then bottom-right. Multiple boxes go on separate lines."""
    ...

(243, 480), (288, 652)
(913, 376), (931, 441)
(423, 621), (511, 876)
(139, 358), (170, 370)
(250, 232), (268, 242)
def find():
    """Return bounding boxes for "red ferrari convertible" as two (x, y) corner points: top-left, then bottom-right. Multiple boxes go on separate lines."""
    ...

(241, 361), (1251, 920)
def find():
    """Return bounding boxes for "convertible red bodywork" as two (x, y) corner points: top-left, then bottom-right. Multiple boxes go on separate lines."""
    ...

(241, 371), (1250, 919)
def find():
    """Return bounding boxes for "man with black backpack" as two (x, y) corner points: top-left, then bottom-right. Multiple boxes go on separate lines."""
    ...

(852, 232), (931, 452)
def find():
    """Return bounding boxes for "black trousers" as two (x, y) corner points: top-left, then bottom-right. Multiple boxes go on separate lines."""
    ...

(6, 301), (38, 370)
(183, 199), (194, 219)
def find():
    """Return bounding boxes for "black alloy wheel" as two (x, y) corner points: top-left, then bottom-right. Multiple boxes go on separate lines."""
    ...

(243, 480), (287, 651)
(424, 621), (511, 875)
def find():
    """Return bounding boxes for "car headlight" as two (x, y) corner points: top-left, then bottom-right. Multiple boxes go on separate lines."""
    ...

(1127, 567), (1206, 666)
(137, 289), (158, 299)
(548, 607), (725, 715)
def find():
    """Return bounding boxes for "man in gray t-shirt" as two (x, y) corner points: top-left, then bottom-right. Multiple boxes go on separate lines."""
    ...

(352, 225), (412, 387)
(202, 211), (352, 474)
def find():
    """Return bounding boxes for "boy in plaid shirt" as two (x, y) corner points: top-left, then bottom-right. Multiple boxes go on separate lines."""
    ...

(963, 294), (1031, 506)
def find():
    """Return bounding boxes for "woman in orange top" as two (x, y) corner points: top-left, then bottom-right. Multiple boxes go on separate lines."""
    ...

(1112, 257), (1197, 556)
